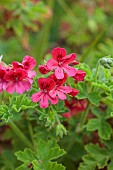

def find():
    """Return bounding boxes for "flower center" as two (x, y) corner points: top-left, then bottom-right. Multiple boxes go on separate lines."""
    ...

(43, 89), (47, 93)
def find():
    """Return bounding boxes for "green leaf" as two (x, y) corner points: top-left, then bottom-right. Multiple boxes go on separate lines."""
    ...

(108, 159), (113, 170)
(11, 95), (36, 113)
(98, 119), (112, 140)
(88, 92), (101, 106)
(92, 82), (110, 92)
(85, 144), (109, 168)
(36, 140), (66, 162)
(15, 148), (36, 163)
(0, 103), (12, 121)
(46, 162), (66, 170)
(86, 118), (112, 140)
(86, 118), (100, 131)
(78, 154), (96, 170)
(15, 140), (66, 170)
(32, 161), (66, 170)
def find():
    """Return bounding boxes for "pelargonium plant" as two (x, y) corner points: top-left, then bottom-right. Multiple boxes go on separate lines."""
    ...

(1, 47), (113, 170)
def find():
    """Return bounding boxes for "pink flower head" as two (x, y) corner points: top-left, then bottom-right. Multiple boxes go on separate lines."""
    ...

(73, 70), (86, 82)
(38, 64), (50, 74)
(32, 78), (58, 108)
(4, 68), (31, 94)
(47, 47), (77, 79)
(49, 73), (72, 100)
(0, 67), (6, 92)
(22, 55), (36, 71)
(12, 57), (36, 84)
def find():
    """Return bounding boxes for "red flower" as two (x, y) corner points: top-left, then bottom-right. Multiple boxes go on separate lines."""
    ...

(62, 98), (88, 119)
(47, 47), (77, 79)
(32, 78), (58, 108)
(73, 70), (86, 82)
(49, 73), (72, 100)
(4, 68), (31, 94)
(38, 64), (50, 74)
(12, 56), (36, 84)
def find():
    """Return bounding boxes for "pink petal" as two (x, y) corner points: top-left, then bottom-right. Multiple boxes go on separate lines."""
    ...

(21, 80), (31, 91)
(57, 91), (66, 100)
(47, 59), (58, 70)
(62, 65), (76, 77)
(28, 71), (36, 78)
(40, 94), (49, 108)
(22, 55), (36, 71)
(58, 86), (72, 93)
(62, 53), (76, 65)
(49, 89), (57, 98)
(32, 92), (43, 102)
(68, 88), (79, 96)
(15, 82), (25, 94)
(47, 94), (58, 105)
(6, 82), (15, 94)
(52, 47), (66, 61)
(55, 67), (64, 79)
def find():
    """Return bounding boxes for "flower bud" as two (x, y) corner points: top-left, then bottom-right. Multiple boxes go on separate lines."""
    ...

(100, 57), (113, 69)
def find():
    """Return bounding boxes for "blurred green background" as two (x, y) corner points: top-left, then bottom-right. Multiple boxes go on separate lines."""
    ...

(0, 0), (113, 68)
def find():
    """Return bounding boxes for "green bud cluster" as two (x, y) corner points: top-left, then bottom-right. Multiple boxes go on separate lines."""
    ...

(100, 57), (113, 69)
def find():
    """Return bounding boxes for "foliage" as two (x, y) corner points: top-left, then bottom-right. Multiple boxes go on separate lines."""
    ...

(1, 1), (113, 170)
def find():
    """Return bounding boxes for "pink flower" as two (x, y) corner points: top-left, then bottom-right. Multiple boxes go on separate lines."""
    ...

(0, 67), (6, 92)
(49, 73), (72, 100)
(4, 68), (31, 94)
(47, 47), (77, 79)
(12, 56), (36, 84)
(32, 78), (58, 108)
(22, 55), (36, 71)
(38, 64), (50, 74)
(73, 70), (86, 82)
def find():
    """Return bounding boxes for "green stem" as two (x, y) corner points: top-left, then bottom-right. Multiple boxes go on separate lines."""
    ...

(28, 122), (35, 146)
(8, 120), (32, 148)
(79, 60), (100, 129)
(79, 101), (90, 128)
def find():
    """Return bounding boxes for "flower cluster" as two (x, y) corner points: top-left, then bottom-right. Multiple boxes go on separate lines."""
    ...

(32, 47), (86, 108)
(0, 56), (36, 94)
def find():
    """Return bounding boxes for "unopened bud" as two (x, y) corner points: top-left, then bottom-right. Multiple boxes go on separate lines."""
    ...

(100, 57), (113, 69)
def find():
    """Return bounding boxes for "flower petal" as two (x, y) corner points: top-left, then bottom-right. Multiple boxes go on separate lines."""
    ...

(47, 59), (58, 70)
(62, 53), (76, 65)
(6, 82), (15, 94)
(68, 88), (79, 96)
(15, 82), (25, 94)
(47, 94), (58, 105)
(58, 86), (72, 93)
(62, 65), (76, 77)
(22, 55), (36, 71)
(40, 94), (49, 108)
(32, 92), (43, 102)
(49, 89), (57, 98)
(57, 91), (66, 100)
(52, 47), (66, 61)
(55, 67), (64, 79)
